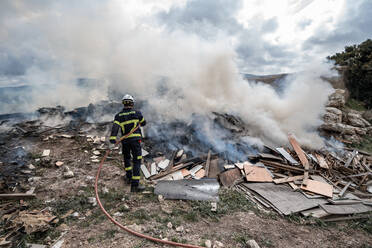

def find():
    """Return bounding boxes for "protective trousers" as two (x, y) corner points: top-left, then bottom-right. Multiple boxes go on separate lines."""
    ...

(122, 140), (142, 186)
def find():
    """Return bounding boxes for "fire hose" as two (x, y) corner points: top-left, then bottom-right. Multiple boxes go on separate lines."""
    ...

(94, 125), (203, 248)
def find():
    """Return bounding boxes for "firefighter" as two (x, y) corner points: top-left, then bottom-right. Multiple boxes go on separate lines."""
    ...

(109, 94), (146, 192)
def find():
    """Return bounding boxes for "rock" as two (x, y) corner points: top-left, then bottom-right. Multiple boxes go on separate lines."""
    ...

(158, 195), (164, 202)
(57, 223), (69, 231)
(211, 202), (217, 212)
(327, 89), (345, 108)
(42, 149), (50, 157)
(321, 123), (356, 135)
(127, 223), (143, 232)
(91, 159), (100, 163)
(167, 222), (173, 229)
(343, 134), (362, 144)
(102, 187), (109, 194)
(88, 197), (97, 207)
(246, 239), (261, 248)
(347, 112), (369, 127)
(354, 127), (367, 136)
(213, 241), (224, 247)
(72, 212), (79, 218)
(205, 240), (212, 248)
(176, 226), (184, 232)
(362, 110), (372, 123)
(28, 177), (42, 182)
(63, 170), (74, 178)
(113, 212), (124, 217)
(55, 161), (64, 167)
(324, 107), (342, 123)
(93, 151), (101, 155)
(27, 164), (36, 170)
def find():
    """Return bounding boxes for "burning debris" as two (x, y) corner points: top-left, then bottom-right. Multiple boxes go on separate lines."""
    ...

(0, 92), (371, 247)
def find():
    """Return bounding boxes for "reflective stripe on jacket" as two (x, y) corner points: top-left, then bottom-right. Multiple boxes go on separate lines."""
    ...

(110, 108), (146, 142)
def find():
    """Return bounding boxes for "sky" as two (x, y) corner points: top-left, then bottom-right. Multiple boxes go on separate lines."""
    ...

(0, 0), (371, 79)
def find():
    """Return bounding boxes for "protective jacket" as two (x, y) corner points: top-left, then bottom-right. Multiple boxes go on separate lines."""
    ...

(110, 108), (146, 143)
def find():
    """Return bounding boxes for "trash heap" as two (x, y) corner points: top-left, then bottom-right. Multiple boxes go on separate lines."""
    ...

(146, 134), (372, 221)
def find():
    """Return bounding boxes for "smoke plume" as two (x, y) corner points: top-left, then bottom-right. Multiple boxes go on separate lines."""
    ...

(0, 0), (335, 148)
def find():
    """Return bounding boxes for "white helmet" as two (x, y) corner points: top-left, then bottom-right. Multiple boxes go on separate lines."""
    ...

(122, 94), (135, 102)
(122, 94), (135, 106)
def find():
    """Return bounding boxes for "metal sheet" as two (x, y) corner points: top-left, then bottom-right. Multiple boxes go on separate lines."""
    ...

(154, 179), (220, 201)
(275, 148), (299, 165)
(244, 183), (327, 215)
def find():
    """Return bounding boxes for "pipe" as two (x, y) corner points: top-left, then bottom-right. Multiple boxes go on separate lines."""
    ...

(95, 126), (203, 248)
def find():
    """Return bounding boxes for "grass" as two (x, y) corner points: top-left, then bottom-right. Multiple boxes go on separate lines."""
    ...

(349, 135), (372, 154)
(346, 98), (367, 112)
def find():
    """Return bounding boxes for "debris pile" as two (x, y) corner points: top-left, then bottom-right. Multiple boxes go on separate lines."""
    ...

(148, 133), (371, 221)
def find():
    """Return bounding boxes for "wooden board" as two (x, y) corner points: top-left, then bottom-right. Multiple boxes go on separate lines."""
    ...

(300, 179), (333, 198)
(244, 183), (328, 215)
(314, 154), (329, 169)
(219, 168), (241, 187)
(0, 193), (36, 200)
(244, 164), (272, 182)
(273, 175), (304, 184)
(301, 207), (329, 218)
(208, 158), (221, 179)
(288, 134), (310, 185)
(205, 150), (211, 177)
(195, 169), (205, 179)
(288, 134), (309, 169)
(320, 203), (372, 215)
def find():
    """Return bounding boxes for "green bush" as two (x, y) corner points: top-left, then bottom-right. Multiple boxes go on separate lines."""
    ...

(328, 39), (372, 109)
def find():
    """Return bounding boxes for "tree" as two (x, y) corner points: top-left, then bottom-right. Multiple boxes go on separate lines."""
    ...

(327, 39), (372, 109)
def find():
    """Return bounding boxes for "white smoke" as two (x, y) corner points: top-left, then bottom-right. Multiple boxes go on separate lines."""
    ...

(0, 0), (335, 148)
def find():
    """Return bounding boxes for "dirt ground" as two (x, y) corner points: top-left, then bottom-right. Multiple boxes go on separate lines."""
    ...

(3, 132), (372, 248)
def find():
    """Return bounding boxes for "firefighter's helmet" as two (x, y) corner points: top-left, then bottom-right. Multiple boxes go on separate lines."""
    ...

(122, 94), (135, 107)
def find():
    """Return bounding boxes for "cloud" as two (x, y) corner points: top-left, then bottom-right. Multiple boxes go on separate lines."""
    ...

(157, 0), (296, 73)
(303, 0), (372, 53)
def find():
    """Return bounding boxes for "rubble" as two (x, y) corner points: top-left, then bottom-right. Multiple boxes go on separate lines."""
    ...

(0, 97), (371, 246)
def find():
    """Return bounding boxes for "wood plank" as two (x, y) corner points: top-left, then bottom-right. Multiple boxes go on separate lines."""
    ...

(244, 164), (272, 182)
(288, 182), (299, 190)
(314, 154), (329, 169)
(323, 215), (370, 222)
(205, 150), (211, 177)
(288, 134), (310, 185)
(195, 169), (205, 179)
(301, 207), (329, 218)
(258, 153), (283, 161)
(208, 158), (220, 179)
(339, 181), (351, 197)
(244, 183), (328, 215)
(320, 203), (372, 215)
(219, 168), (242, 187)
(150, 161), (194, 180)
(344, 150), (358, 168)
(300, 179), (333, 198)
(273, 175), (304, 184)
(260, 160), (304, 173)
(0, 193), (36, 200)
